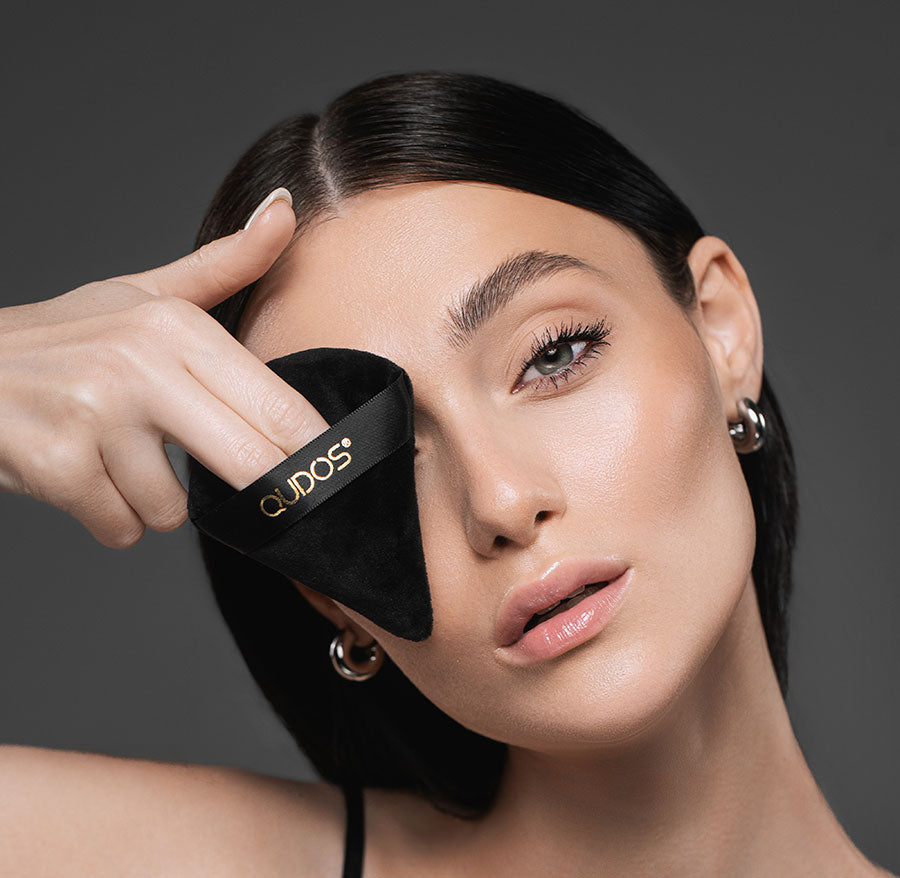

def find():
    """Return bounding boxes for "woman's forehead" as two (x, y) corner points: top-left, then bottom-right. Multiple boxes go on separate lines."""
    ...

(238, 181), (648, 363)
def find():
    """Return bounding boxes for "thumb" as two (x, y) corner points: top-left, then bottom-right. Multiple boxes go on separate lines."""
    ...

(122, 187), (296, 309)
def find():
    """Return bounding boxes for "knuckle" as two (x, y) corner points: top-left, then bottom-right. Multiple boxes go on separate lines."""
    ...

(63, 378), (110, 428)
(259, 388), (310, 443)
(65, 338), (144, 419)
(145, 495), (188, 533)
(229, 437), (266, 473)
(85, 495), (146, 550)
(132, 295), (190, 336)
(103, 522), (146, 550)
(23, 439), (86, 500)
(21, 436), (148, 549)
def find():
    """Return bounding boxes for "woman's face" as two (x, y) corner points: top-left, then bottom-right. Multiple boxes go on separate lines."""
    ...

(239, 181), (760, 750)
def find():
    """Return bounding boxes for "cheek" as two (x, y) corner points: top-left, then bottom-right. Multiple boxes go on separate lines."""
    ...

(592, 327), (757, 695)
(545, 320), (753, 587)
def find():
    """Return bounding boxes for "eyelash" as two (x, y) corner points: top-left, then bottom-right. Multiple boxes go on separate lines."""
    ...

(516, 316), (612, 394)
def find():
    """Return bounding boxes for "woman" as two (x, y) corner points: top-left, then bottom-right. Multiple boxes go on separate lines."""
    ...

(0, 71), (891, 876)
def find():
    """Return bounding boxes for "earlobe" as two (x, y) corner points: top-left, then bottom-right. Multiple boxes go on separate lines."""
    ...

(687, 236), (764, 421)
(291, 578), (344, 624)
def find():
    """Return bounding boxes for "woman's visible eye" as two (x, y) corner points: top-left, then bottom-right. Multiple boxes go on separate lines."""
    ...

(515, 316), (612, 394)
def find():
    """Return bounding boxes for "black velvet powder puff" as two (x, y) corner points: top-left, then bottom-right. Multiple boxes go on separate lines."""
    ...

(186, 347), (433, 641)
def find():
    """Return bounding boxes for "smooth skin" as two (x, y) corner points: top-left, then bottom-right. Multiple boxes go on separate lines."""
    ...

(0, 184), (892, 876)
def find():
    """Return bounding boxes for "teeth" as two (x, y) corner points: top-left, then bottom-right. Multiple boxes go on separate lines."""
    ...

(523, 582), (610, 634)
(536, 583), (587, 617)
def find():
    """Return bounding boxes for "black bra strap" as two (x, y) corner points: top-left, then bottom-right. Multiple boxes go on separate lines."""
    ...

(342, 782), (365, 878)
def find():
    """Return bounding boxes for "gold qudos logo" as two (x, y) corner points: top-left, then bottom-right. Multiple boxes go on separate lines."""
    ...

(259, 438), (352, 518)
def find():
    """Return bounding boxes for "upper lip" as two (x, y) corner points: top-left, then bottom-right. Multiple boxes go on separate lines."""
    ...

(494, 557), (630, 647)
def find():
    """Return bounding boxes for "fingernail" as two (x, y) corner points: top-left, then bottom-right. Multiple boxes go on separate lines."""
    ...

(242, 187), (294, 231)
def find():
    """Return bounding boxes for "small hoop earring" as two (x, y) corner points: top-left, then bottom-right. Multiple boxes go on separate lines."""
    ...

(330, 629), (384, 682)
(728, 397), (767, 453)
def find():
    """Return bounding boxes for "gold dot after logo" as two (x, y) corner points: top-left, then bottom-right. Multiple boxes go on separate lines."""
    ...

(259, 438), (353, 518)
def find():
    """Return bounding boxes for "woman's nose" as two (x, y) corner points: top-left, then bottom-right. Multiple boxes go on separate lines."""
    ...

(448, 419), (567, 556)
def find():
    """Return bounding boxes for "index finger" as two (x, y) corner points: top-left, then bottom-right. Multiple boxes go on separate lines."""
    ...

(189, 332), (330, 462)
(163, 302), (331, 487)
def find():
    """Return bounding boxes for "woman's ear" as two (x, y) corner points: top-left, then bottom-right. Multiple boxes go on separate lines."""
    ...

(686, 235), (764, 422)
(290, 579), (378, 647)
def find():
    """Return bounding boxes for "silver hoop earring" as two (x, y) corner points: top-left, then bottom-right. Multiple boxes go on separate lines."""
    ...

(728, 397), (767, 453)
(329, 629), (384, 682)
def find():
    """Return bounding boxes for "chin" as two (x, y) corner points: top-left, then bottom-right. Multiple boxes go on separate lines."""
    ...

(466, 637), (694, 752)
(436, 563), (754, 753)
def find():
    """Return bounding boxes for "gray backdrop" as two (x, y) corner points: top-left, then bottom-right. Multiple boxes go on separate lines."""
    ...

(1, 0), (896, 871)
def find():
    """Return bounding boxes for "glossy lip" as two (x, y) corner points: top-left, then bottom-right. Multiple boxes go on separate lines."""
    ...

(496, 567), (633, 666)
(494, 557), (631, 648)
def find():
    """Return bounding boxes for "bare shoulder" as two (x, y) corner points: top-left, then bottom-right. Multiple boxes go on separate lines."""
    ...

(0, 743), (347, 876)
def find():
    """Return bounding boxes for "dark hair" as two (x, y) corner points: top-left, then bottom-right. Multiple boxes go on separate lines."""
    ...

(188, 71), (798, 819)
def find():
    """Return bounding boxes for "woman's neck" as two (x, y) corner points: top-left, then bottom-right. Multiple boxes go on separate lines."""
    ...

(454, 579), (879, 877)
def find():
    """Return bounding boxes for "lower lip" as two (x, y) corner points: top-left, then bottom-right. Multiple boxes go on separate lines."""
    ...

(497, 568), (633, 667)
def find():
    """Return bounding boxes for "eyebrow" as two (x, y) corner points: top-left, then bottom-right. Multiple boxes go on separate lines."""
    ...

(441, 250), (614, 351)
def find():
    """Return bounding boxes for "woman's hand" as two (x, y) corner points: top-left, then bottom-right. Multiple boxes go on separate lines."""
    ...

(0, 188), (330, 549)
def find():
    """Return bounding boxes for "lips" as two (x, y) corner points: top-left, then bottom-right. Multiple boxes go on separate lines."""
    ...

(495, 557), (630, 647)
(521, 580), (609, 634)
